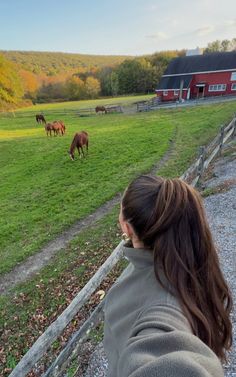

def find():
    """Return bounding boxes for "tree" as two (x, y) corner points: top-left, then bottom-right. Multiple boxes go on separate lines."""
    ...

(203, 38), (236, 54)
(64, 76), (86, 100)
(99, 66), (114, 96)
(221, 39), (231, 51)
(116, 60), (144, 94)
(110, 72), (119, 96)
(0, 54), (23, 104)
(85, 77), (100, 98)
(115, 58), (159, 94)
(19, 69), (38, 99)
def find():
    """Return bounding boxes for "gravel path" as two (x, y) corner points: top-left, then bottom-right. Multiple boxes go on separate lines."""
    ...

(83, 153), (236, 377)
(204, 153), (236, 377)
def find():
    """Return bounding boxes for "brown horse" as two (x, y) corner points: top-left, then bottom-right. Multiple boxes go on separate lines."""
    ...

(52, 121), (66, 135)
(36, 114), (46, 124)
(45, 121), (66, 137)
(45, 123), (54, 137)
(95, 106), (107, 114)
(69, 131), (89, 160)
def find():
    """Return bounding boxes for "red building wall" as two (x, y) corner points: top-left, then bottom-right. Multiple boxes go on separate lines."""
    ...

(158, 70), (236, 101)
(190, 71), (236, 98)
(156, 89), (189, 102)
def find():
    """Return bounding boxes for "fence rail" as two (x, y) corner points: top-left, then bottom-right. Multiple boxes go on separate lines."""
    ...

(9, 115), (236, 377)
(0, 104), (124, 119)
(136, 94), (236, 112)
(180, 116), (236, 187)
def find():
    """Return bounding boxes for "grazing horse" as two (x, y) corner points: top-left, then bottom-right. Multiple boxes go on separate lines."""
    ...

(45, 121), (65, 137)
(52, 121), (66, 136)
(45, 123), (54, 137)
(95, 106), (107, 114)
(36, 114), (46, 124)
(69, 131), (89, 160)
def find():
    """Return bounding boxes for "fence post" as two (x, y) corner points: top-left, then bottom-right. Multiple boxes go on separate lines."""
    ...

(233, 114), (236, 139)
(218, 125), (224, 156)
(197, 146), (206, 187)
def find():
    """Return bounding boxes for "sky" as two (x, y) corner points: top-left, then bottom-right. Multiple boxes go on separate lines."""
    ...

(0, 0), (235, 56)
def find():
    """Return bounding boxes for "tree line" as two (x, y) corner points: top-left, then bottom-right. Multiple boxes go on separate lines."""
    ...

(0, 50), (184, 107)
(0, 38), (236, 109)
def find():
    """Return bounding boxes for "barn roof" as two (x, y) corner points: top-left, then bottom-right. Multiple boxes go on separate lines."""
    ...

(157, 75), (192, 90)
(163, 51), (236, 76)
(156, 51), (236, 90)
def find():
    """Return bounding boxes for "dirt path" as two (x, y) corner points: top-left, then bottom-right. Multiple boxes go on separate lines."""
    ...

(0, 138), (176, 295)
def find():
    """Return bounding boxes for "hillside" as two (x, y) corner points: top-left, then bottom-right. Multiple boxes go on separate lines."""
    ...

(1, 50), (132, 75)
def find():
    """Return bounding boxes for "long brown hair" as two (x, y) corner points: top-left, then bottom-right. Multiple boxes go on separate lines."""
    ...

(122, 174), (232, 361)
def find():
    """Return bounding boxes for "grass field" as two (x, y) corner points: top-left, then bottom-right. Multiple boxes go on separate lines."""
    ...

(1, 97), (236, 376)
(16, 94), (154, 112)
(0, 98), (236, 276)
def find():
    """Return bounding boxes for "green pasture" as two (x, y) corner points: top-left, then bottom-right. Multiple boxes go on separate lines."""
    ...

(16, 94), (153, 112)
(0, 99), (236, 275)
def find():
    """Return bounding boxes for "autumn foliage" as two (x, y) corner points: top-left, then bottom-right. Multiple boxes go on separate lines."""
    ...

(1, 38), (235, 109)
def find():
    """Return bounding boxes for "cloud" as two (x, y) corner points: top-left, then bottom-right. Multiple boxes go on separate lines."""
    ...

(224, 19), (236, 27)
(145, 4), (159, 11)
(145, 32), (168, 40)
(195, 25), (215, 36)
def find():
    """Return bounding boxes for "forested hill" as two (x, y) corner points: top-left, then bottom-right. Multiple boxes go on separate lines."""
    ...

(1, 50), (132, 75)
(1, 49), (183, 107)
(1, 38), (234, 109)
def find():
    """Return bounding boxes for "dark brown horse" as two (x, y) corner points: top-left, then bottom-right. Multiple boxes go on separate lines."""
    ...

(45, 123), (54, 137)
(95, 106), (107, 114)
(69, 131), (89, 160)
(36, 114), (46, 124)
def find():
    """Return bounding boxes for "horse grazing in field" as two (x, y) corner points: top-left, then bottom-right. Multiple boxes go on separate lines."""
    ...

(69, 131), (89, 160)
(36, 114), (46, 124)
(52, 120), (66, 136)
(45, 123), (54, 137)
(95, 106), (107, 114)
(45, 121), (66, 137)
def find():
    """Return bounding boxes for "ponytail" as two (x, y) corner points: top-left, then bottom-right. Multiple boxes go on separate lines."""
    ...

(122, 175), (232, 361)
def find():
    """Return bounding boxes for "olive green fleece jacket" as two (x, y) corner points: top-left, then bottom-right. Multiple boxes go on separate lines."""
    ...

(103, 243), (224, 377)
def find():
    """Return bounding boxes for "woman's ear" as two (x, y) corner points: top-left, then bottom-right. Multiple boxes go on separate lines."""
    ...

(119, 215), (135, 239)
(123, 221), (133, 238)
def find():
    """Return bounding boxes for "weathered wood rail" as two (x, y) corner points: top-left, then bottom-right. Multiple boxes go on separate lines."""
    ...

(181, 115), (236, 187)
(0, 104), (123, 119)
(136, 97), (160, 112)
(9, 115), (236, 377)
(105, 105), (123, 114)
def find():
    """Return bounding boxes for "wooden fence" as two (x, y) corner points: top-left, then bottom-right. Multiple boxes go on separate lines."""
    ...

(105, 105), (123, 114)
(9, 115), (236, 377)
(180, 116), (236, 186)
(0, 104), (123, 119)
(136, 97), (160, 112)
(136, 94), (236, 112)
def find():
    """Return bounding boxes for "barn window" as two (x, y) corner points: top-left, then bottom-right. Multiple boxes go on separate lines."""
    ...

(163, 90), (168, 96)
(231, 83), (236, 91)
(208, 84), (226, 92)
(174, 90), (179, 96)
(231, 72), (236, 81)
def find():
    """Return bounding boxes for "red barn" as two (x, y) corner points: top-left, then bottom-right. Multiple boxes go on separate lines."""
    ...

(156, 51), (236, 102)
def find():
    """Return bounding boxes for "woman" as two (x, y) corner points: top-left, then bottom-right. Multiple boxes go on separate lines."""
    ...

(103, 175), (232, 377)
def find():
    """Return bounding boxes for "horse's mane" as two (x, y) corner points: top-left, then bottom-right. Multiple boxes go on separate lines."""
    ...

(70, 134), (78, 154)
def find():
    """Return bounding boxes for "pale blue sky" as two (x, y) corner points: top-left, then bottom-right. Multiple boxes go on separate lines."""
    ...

(0, 0), (235, 55)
